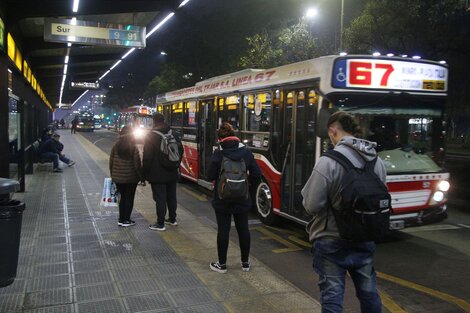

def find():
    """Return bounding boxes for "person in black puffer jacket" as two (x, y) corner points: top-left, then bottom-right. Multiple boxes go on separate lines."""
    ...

(207, 122), (261, 273)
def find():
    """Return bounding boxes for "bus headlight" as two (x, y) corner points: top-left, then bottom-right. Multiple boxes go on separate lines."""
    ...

(133, 128), (144, 138)
(432, 191), (445, 202)
(437, 180), (450, 192)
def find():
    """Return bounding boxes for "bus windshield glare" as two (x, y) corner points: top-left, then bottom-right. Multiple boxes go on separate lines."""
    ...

(330, 93), (445, 174)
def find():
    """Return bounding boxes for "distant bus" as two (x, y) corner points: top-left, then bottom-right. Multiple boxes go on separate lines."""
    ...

(117, 106), (154, 139)
(156, 54), (450, 229)
(77, 112), (94, 132)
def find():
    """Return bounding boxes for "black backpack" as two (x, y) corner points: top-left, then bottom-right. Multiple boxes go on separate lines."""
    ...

(324, 150), (391, 242)
(152, 130), (183, 169)
(217, 153), (249, 201)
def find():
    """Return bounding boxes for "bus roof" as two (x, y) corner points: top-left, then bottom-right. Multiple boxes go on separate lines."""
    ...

(157, 55), (448, 103)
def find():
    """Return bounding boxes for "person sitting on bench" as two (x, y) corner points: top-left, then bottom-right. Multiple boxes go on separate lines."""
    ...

(39, 133), (76, 172)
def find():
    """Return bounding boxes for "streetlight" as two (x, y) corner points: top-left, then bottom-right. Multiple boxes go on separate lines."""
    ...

(306, 8), (318, 19)
(160, 51), (167, 55)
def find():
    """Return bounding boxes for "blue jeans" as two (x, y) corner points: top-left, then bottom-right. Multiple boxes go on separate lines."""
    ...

(312, 237), (381, 313)
(40, 152), (71, 169)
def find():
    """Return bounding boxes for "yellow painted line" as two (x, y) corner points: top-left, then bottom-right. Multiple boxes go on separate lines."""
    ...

(377, 272), (470, 312)
(181, 186), (208, 202)
(253, 226), (303, 253)
(379, 290), (408, 313)
(287, 235), (311, 248)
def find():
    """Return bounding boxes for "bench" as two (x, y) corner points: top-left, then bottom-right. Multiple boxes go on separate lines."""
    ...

(32, 140), (54, 170)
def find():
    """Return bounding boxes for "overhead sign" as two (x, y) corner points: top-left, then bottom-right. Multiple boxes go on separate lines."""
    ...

(332, 59), (448, 92)
(44, 18), (146, 48)
(57, 103), (72, 110)
(70, 81), (100, 90)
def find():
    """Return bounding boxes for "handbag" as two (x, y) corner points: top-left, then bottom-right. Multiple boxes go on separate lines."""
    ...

(100, 178), (119, 208)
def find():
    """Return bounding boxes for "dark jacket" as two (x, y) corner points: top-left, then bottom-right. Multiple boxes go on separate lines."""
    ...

(142, 123), (180, 183)
(207, 138), (261, 213)
(39, 138), (61, 155)
(109, 144), (142, 184)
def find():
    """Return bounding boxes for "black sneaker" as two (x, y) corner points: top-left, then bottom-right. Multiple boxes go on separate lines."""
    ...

(149, 223), (165, 231)
(53, 168), (63, 173)
(118, 221), (133, 227)
(68, 161), (76, 167)
(210, 262), (227, 273)
(164, 219), (178, 226)
(242, 262), (250, 272)
(128, 220), (136, 225)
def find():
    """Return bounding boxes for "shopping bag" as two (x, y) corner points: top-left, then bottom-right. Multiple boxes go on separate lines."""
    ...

(100, 178), (119, 208)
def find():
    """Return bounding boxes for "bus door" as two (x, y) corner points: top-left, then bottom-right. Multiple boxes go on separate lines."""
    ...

(282, 89), (318, 220)
(198, 98), (216, 184)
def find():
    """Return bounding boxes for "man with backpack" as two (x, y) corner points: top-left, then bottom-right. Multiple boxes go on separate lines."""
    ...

(143, 113), (183, 231)
(207, 123), (261, 273)
(302, 111), (389, 312)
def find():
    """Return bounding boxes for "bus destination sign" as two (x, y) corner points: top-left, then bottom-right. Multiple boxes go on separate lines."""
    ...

(332, 58), (448, 92)
(44, 18), (146, 48)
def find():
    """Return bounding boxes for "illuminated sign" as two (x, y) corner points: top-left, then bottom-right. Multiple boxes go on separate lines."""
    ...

(0, 17), (4, 51)
(44, 18), (146, 48)
(70, 81), (100, 90)
(57, 103), (72, 110)
(332, 59), (448, 92)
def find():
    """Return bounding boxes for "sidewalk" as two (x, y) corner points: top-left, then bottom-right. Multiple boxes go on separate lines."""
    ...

(0, 130), (320, 313)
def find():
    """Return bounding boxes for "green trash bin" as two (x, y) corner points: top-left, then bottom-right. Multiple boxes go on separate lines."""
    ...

(0, 178), (25, 287)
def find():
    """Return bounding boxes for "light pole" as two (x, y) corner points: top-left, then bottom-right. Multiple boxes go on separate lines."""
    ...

(339, 0), (344, 52)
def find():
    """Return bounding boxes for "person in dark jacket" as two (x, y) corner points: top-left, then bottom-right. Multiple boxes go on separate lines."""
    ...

(39, 133), (75, 172)
(110, 126), (143, 227)
(143, 113), (182, 231)
(207, 122), (261, 273)
(71, 115), (79, 134)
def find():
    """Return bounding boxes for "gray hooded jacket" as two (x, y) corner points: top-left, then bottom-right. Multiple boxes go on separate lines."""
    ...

(301, 136), (387, 242)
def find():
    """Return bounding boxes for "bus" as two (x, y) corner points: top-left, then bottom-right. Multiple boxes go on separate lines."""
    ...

(117, 105), (154, 139)
(77, 112), (94, 132)
(156, 55), (450, 229)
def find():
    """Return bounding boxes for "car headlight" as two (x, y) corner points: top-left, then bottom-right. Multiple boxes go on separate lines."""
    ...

(437, 180), (450, 192)
(432, 191), (445, 202)
(133, 128), (144, 138)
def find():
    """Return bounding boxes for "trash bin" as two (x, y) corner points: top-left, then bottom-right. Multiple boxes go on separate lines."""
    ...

(0, 178), (25, 287)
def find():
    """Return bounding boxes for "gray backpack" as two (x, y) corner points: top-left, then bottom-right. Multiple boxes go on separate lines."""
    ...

(217, 154), (249, 201)
(152, 130), (182, 169)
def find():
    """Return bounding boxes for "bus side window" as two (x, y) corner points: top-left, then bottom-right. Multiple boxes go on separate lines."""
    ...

(241, 92), (271, 149)
(218, 95), (240, 130)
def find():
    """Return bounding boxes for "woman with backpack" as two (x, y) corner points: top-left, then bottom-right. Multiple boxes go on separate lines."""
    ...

(207, 122), (261, 273)
(109, 126), (144, 227)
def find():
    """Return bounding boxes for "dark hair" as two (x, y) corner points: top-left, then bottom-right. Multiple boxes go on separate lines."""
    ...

(153, 113), (165, 125)
(327, 111), (362, 137)
(115, 126), (135, 160)
(217, 122), (235, 139)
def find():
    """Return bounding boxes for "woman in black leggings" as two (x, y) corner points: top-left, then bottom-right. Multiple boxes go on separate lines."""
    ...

(207, 123), (261, 273)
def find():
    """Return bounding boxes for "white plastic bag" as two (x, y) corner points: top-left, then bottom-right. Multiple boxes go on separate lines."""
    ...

(100, 178), (119, 208)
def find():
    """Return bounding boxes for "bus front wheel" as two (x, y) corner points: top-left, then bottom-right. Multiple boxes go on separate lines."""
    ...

(255, 180), (278, 225)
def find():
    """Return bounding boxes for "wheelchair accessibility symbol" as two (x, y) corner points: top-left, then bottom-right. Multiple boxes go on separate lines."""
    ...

(336, 67), (346, 82)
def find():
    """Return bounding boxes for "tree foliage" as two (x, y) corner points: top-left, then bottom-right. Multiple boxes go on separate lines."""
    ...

(238, 21), (323, 69)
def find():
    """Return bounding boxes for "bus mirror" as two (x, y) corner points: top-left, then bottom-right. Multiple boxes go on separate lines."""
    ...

(317, 109), (331, 139)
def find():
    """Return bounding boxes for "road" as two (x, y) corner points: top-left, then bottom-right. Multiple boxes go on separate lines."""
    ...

(75, 129), (470, 313)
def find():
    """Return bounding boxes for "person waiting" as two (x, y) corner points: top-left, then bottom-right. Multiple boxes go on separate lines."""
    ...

(39, 133), (76, 172)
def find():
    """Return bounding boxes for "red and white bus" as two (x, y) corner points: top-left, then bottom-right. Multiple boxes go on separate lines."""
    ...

(156, 55), (450, 229)
(117, 105), (155, 139)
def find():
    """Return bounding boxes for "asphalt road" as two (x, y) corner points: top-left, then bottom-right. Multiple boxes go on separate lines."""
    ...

(77, 129), (470, 313)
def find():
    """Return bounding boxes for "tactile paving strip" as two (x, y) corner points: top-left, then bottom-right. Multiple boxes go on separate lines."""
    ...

(124, 293), (172, 312)
(75, 298), (126, 313)
(23, 288), (72, 309)
(74, 283), (118, 302)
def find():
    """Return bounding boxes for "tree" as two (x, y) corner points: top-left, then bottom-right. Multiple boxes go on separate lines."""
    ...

(238, 21), (324, 69)
(145, 63), (198, 97)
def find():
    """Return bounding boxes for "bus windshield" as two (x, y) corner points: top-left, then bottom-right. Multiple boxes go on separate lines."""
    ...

(329, 93), (445, 174)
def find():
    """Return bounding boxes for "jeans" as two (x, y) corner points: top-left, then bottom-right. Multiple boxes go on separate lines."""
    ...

(312, 237), (382, 313)
(115, 183), (137, 222)
(151, 182), (177, 225)
(214, 211), (250, 265)
(40, 152), (71, 169)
